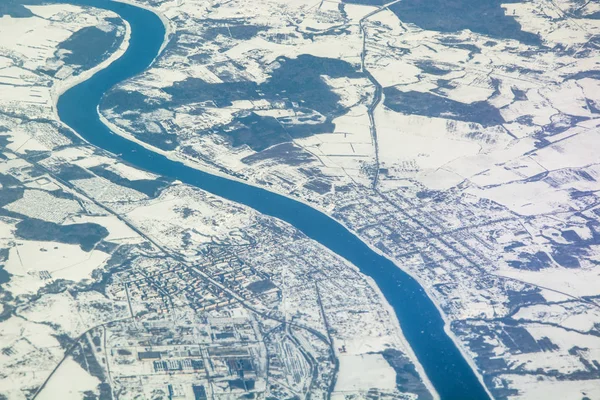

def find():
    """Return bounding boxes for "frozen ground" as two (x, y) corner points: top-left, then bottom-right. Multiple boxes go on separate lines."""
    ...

(0, 3), (433, 399)
(97, 0), (600, 397)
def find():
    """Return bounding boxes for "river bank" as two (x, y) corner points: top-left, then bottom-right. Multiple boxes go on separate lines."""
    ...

(54, 0), (492, 398)
(50, 7), (131, 121)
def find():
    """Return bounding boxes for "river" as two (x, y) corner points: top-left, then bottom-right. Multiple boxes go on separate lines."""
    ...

(56, 1), (490, 399)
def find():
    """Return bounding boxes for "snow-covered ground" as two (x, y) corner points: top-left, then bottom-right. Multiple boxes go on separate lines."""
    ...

(0, 3), (434, 399)
(96, 0), (600, 397)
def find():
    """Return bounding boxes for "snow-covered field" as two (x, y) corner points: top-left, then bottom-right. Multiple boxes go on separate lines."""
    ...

(95, 0), (600, 397)
(0, 3), (434, 399)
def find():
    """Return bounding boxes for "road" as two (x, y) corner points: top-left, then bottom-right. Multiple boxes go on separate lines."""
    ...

(359, 0), (402, 188)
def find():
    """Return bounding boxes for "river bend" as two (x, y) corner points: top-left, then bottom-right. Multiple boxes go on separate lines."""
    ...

(56, 1), (490, 399)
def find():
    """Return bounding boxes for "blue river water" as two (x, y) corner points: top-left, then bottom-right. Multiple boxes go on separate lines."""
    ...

(57, 1), (490, 399)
